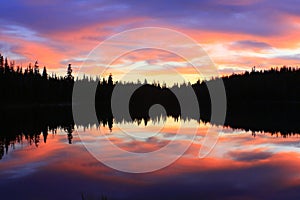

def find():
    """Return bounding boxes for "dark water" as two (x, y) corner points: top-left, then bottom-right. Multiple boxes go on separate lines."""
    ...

(1, 115), (300, 200)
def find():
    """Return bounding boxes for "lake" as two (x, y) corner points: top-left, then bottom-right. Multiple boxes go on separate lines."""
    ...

(1, 116), (300, 200)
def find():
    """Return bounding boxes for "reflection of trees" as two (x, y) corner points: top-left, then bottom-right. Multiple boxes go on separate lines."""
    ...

(193, 66), (300, 136)
(64, 124), (74, 144)
(1, 102), (300, 159)
(0, 106), (114, 159)
(0, 141), (4, 160)
(1, 53), (300, 158)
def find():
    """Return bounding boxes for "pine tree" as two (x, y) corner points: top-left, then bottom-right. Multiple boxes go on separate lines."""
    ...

(42, 67), (47, 79)
(0, 54), (4, 74)
(0, 54), (3, 69)
(4, 57), (9, 74)
(34, 61), (39, 75)
(108, 73), (113, 86)
(66, 64), (73, 81)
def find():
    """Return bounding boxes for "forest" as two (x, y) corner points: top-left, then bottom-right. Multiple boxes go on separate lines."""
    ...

(0, 53), (300, 158)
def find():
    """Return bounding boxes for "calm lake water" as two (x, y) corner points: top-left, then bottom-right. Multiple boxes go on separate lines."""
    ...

(1, 117), (300, 199)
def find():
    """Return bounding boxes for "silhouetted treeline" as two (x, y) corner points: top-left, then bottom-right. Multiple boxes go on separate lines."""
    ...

(1, 53), (300, 157)
(192, 66), (300, 134)
(2, 53), (299, 109)
(126, 66), (300, 135)
(0, 54), (75, 104)
(207, 66), (300, 105)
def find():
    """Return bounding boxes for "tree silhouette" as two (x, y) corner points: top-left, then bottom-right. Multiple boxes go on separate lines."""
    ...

(108, 73), (113, 86)
(42, 67), (47, 79)
(34, 61), (39, 75)
(0, 52), (300, 158)
(66, 63), (73, 81)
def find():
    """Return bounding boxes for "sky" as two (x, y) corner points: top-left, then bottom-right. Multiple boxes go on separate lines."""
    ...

(1, 0), (300, 83)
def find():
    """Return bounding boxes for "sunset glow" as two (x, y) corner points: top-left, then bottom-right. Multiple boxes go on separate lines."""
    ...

(1, 0), (300, 83)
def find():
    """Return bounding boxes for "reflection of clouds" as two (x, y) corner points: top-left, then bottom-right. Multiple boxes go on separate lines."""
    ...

(227, 149), (273, 162)
(3, 161), (47, 179)
(78, 118), (300, 161)
(1, 120), (300, 199)
(115, 137), (170, 153)
(0, 134), (69, 179)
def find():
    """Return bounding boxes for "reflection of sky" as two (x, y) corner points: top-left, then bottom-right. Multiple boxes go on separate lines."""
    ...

(1, 119), (300, 199)
(0, 119), (300, 199)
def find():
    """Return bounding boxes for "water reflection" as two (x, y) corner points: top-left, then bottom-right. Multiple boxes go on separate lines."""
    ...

(0, 105), (300, 160)
(0, 105), (300, 199)
(1, 113), (300, 199)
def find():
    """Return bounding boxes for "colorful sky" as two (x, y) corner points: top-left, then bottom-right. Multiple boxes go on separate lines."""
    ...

(1, 0), (300, 83)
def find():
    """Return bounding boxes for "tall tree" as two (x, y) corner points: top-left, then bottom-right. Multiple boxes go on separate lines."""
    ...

(66, 64), (73, 81)
(42, 67), (47, 79)
(4, 57), (9, 74)
(34, 61), (39, 75)
(108, 73), (113, 86)
(0, 54), (4, 74)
